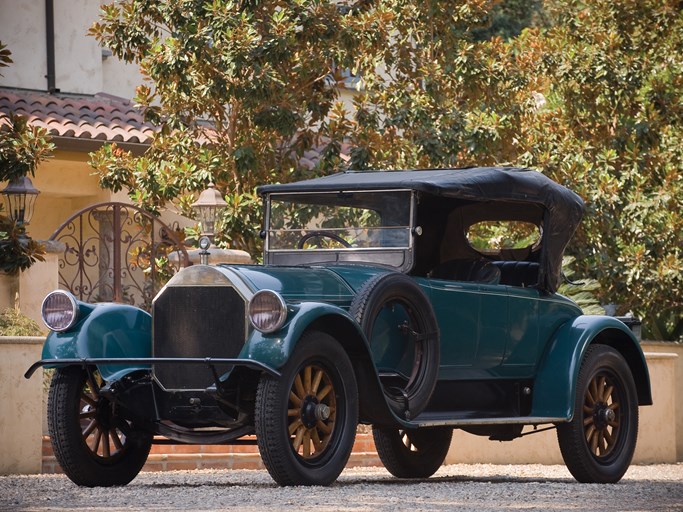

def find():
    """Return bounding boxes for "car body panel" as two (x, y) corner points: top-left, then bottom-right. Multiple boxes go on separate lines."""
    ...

(239, 301), (366, 369)
(532, 315), (652, 419)
(234, 265), (357, 305)
(41, 303), (152, 381)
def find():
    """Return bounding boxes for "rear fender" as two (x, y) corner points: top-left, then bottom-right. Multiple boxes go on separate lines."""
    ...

(532, 315), (652, 421)
(242, 302), (396, 425)
(42, 303), (152, 381)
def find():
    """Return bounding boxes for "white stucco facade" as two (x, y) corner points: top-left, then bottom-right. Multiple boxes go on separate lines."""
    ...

(0, 0), (140, 99)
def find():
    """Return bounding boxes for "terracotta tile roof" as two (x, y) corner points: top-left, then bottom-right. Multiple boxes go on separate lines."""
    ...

(0, 88), (155, 144)
(0, 88), (349, 168)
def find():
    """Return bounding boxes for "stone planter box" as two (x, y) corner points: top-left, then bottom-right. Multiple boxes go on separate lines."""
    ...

(0, 336), (45, 475)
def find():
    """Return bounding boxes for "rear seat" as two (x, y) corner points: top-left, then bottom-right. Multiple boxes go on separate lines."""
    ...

(491, 261), (540, 288)
(430, 259), (501, 284)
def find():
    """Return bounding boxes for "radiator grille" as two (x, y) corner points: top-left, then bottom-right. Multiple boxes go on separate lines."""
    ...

(153, 286), (246, 390)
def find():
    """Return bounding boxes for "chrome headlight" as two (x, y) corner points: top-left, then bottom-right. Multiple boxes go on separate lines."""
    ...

(41, 290), (79, 332)
(248, 290), (287, 333)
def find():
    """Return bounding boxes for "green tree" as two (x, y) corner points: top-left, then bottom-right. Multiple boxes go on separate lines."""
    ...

(88, 1), (682, 339)
(0, 42), (50, 275)
(88, 0), (397, 255)
(510, 0), (683, 340)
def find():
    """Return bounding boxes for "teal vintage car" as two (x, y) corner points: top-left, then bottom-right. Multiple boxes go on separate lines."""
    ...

(26, 167), (651, 487)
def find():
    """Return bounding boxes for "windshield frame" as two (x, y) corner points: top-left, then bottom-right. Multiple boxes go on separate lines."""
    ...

(263, 189), (417, 271)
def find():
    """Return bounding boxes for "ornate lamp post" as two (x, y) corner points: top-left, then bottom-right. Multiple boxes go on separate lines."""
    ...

(1, 176), (40, 226)
(191, 183), (228, 264)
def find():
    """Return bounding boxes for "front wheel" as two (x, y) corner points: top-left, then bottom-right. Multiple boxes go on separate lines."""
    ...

(47, 366), (152, 486)
(373, 426), (453, 478)
(557, 345), (639, 483)
(255, 330), (359, 486)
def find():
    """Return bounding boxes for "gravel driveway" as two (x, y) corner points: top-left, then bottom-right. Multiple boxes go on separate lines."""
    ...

(2, 464), (681, 511)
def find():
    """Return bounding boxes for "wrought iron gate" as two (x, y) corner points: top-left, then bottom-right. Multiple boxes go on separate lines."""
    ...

(50, 202), (190, 310)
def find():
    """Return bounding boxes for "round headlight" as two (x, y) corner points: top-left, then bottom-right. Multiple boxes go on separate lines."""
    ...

(249, 290), (287, 333)
(41, 290), (79, 332)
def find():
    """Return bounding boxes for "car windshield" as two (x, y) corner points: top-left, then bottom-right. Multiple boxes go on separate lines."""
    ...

(267, 190), (412, 251)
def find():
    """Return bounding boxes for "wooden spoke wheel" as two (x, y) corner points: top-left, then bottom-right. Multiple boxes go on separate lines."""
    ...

(558, 345), (639, 483)
(47, 366), (152, 487)
(255, 331), (358, 486)
(286, 364), (337, 460)
(582, 372), (622, 459)
(78, 370), (128, 459)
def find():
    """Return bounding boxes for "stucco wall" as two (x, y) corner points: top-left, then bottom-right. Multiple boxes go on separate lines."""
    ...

(0, 340), (679, 475)
(0, 1), (47, 89)
(28, 150), (111, 240)
(18, 250), (60, 328)
(639, 341), (683, 461)
(0, 0), (139, 99)
(0, 337), (44, 475)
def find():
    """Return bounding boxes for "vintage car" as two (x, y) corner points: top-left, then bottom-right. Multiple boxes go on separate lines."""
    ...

(26, 167), (651, 487)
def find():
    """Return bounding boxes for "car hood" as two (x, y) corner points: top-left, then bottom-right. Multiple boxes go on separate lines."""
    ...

(220, 264), (389, 306)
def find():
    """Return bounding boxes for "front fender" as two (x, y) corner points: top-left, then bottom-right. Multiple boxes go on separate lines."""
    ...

(42, 303), (151, 381)
(532, 315), (651, 421)
(241, 301), (401, 425)
(241, 302), (366, 369)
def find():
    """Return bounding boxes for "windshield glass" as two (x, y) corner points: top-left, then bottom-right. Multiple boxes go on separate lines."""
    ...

(267, 191), (412, 251)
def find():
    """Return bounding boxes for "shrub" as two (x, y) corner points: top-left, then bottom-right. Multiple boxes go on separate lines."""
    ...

(0, 307), (43, 336)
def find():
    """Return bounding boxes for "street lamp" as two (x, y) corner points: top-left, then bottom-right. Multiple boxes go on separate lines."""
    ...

(191, 183), (228, 265)
(1, 176), (40, 226)
(191, 183), (228, 240)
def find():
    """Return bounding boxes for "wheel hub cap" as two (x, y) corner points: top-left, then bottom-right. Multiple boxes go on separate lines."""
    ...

(595, 405), (615, 429)
(301, 396), (325, 428)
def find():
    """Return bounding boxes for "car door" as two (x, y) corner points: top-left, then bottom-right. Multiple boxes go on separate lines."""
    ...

(501, 285), (540, 376)
(427, 279), (509, 378)
(427, 279), (480, 376)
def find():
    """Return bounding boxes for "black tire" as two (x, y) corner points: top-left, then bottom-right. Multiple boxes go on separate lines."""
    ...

(47, 366), (152, 487)
(255, 330), (359, 486)
(373, 426), (453, 478)
(557, 345), (639, 483)
(350, 272), (439, 419)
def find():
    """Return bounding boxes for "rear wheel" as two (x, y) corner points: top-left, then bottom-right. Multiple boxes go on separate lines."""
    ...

(255, 331), (359, 486)
(47, 366), (152, 487)
(373, 426), (452, 478)
(557, 345), (639, 483)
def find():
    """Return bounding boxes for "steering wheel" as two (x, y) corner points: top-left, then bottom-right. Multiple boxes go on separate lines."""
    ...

(297, 230), (352, 249)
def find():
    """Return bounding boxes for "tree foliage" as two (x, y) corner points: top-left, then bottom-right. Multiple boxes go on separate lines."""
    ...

(513, 0), (683, 340)
(0, 42), (49, 274)
(89, 0), (682, 340)
(0, 113), (56, 182)
(89, 0), (390, 254)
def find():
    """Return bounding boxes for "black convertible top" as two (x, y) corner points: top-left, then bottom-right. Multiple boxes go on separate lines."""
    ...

(259, 167), (584, 292)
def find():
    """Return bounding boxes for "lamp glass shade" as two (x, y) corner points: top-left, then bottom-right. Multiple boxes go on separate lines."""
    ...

(191, 183), (228, 237)
(1, 176), (40, 225)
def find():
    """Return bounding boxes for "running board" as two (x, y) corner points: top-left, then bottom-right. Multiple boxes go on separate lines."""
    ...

(407, 415), (567, 428)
